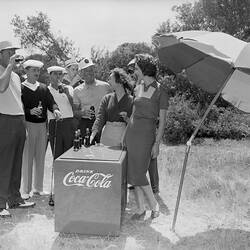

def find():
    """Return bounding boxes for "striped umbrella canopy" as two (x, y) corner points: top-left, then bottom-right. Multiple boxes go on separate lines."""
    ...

(153, 31), (250, 112)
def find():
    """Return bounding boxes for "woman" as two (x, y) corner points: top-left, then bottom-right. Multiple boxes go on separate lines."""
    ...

(125, 54), (168, 219)
(90, 68), (133, 146)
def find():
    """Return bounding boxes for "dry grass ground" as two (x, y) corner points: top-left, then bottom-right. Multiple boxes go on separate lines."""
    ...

(0, 139), (250, 250)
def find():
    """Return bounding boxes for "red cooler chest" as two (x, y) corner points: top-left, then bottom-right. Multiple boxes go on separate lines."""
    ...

(54, 145), (127, 236)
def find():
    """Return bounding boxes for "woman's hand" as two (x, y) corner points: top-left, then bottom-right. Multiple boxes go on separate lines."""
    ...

(151, 142), (160, 159)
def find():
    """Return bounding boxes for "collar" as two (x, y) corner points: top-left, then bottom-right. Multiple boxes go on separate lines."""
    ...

(141, 80), (157, 92)
(22, 80), (40, 91)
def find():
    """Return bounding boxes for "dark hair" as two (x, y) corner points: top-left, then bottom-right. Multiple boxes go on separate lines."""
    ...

(112, 68), (133, 94)
(135, 53), (157, 78)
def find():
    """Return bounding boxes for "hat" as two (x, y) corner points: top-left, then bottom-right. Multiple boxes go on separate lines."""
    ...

(127, 58), (136, 66)
(0, 41), (20, 52)
(23, 60), (44, 69)
(47, 66), (65, 74)
(65, 58), (78, 68)
(78, 57), (94, 70)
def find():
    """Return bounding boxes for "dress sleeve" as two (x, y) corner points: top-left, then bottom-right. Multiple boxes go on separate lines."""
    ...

(159, 86), (169, 110)
(92, 95), (108, 133)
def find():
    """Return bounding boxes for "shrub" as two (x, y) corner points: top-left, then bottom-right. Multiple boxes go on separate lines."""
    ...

(163, 95), (199, 144)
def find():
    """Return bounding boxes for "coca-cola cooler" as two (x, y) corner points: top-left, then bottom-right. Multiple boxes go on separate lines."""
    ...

(54, 145), (127, 236)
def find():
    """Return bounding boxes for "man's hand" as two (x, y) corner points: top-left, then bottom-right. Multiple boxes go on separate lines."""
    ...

(53, 109), (62, 120)
(9, 54), (19, 67)
(30, 107), (42, 116)
(119, 111), (129, 123)
(81, 108), (95, 119)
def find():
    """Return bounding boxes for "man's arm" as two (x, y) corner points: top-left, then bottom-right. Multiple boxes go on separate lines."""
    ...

(0, 54), (18, 93)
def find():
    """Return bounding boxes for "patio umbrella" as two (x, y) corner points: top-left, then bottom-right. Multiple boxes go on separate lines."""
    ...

(153, 31), (250, 231)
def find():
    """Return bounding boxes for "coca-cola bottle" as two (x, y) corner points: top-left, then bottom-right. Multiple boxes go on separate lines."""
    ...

(90, 106), (95, 120)
(84, 128), (90, 147)
(73, 130), (79, 151)
(78, 129), (82, 148)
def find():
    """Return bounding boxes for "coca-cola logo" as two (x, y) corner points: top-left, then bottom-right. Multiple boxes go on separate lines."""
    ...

(63, 169), (113, 189)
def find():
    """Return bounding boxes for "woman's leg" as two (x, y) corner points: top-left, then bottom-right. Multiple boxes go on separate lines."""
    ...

(134, 186), (145, 213)
(141, 185), (159, 211)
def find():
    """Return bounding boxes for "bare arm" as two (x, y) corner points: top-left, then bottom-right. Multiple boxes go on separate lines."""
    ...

(0, 55), (18, 93)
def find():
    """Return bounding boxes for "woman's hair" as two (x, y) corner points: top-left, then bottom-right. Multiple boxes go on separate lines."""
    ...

(112, 67), (133, 94)
(135, 53), (157, 78)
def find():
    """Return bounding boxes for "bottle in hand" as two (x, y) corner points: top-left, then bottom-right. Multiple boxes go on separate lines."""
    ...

(37, 101), (43, 118)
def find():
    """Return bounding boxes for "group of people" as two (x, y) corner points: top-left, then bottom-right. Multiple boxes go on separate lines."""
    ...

(0, 40), (168, 220)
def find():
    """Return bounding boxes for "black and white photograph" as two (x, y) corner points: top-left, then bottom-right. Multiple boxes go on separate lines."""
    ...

(0, 0), (250, 249)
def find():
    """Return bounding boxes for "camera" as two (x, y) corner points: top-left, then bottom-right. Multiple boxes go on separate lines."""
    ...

(15, 56), (24, 63)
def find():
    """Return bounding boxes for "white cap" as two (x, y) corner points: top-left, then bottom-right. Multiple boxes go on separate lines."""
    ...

(23, 60), (44, 69)
(47, 66), (65, 74)
(0, 41), (20, 52)
(127, 58), (136, 66)
(65, 58), (78, 68)
(78, 57), (94, 70)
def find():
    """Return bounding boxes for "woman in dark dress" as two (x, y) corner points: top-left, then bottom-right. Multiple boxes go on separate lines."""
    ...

(90, 68), (133, 146)
(125, 54), (169, 219)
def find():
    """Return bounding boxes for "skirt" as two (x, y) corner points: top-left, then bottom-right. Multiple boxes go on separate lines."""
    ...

(101, 121), (126, 147)
(125, 117), (156, 186)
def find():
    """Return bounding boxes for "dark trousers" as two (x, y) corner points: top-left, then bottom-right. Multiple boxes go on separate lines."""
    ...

(79, 118), (101, 144)
(0, 114), (26, 209)
(148, 158), (159, 193)
(49, 118), (75, 159)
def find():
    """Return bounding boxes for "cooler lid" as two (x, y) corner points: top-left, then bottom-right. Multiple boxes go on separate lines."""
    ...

(58, 145), (124, 161)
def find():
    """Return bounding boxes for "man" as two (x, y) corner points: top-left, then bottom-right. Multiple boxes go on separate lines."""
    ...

(73, 57), (111, 143)
(62, 58), (81, 88)
(47, 66), (75, 159)
(127, 59), (160, 194)
(21, 60), (61, 200)
(0, 41), (35, 217)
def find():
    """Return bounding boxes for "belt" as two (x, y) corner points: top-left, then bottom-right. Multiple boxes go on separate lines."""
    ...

(0, 113), (24, 119)
(50, 117), (73, 122)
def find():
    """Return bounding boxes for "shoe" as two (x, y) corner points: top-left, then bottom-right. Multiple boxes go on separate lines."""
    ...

(21, 193), (30, 200)
(128, 186), (135, 190)
(151, 203), (160, 219)
(131, 211), (146, 220)
(151, 210), (160, 219)
(33, 191), (48, 196)
(9, 201), (35, 209)
(0, 209), (11, 218)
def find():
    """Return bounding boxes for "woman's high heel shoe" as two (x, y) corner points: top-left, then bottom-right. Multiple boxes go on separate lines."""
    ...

(131, 210), (146, 220)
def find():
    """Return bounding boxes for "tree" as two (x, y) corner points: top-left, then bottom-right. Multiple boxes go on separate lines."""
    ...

(91, 42), (154, 81)
(11, 12), (79, 63)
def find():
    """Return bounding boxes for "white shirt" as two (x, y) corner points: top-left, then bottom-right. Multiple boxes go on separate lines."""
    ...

(22, 80), (40, 91)
(73, 79), (111, 118)
(0, 66), (24, 115)
(48, 84), (73, 120)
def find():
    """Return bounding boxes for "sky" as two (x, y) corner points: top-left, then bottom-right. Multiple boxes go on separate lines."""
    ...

(0, 0), (195, 58)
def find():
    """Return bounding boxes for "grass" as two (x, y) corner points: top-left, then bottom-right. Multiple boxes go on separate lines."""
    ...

(0, 139), (250, 249)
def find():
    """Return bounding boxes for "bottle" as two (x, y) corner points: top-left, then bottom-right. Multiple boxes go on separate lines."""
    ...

(78, 129), (82, 148)
(37, 101), (43, 118)
(73, 130), (79, 151)
(90, 106), (95, 120)
(84, 128), (90, 147)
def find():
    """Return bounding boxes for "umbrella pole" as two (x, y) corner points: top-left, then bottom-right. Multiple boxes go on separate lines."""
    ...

(171, 70), (234, 232)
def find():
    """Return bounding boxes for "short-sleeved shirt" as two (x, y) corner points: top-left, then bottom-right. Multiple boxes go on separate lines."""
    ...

(133, 81), (169, 120)
(73, 79), (111, 118)
(0, 66), (24, 115)
(48, 84), (74, 120)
